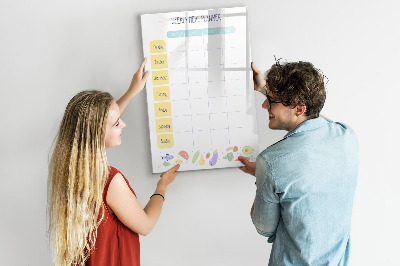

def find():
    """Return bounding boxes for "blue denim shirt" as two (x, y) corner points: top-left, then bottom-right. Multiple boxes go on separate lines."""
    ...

(252, 117), (359, 266)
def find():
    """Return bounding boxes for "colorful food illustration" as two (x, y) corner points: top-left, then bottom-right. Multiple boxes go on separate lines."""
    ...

(175, 159), (182, 164)
(209, 149), (218, 166)
(198, 156), (205, 165)
(206, 152), (210, 159)
(179, 150), (189, 160)
(242, 146), (254, 154)
(192, 150), (200, 164)
(226, 146), (238, 152)
(223, 152), (234, 161)
(163, 161), (171, 167)
(162, 153), (174, 161)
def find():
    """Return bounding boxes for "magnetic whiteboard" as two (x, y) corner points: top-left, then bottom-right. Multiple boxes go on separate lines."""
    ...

(141, 6), (258, 173)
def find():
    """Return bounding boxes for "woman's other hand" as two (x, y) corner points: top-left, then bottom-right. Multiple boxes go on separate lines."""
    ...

(158, 164), (180, 189)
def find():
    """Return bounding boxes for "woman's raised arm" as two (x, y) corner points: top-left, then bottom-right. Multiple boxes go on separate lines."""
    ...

(117, 57), (150, 115)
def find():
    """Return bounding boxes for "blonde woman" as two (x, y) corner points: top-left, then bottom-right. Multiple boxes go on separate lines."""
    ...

(48, 58), (179, 266)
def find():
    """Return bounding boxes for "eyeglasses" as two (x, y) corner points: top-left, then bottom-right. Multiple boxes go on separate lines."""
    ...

(261, 85), (282, 108)
(266, 94), (282, 108)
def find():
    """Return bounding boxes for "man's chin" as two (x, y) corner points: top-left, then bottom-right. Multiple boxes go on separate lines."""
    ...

(268, 120), (275, 129)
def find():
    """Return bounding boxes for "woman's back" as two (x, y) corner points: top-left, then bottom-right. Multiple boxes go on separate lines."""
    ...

(86, 166), (140, 266)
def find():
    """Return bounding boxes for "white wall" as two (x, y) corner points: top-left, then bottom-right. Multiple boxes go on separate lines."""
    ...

(1, 0), (399, 265)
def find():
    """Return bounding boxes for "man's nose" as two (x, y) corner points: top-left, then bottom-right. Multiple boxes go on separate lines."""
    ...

(262, 99), (270, 110)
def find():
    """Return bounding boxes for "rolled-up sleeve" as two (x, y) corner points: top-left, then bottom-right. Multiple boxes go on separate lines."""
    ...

(251, 155), (280, 242)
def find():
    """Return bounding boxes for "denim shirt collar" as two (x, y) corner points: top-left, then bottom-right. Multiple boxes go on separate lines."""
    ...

(284, 117), (328, 139)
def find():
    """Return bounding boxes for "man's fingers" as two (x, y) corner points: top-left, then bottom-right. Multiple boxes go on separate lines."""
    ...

(251, 62), (260, 74)
(238, 156), (250, 166)
(238, 166), (249, 174)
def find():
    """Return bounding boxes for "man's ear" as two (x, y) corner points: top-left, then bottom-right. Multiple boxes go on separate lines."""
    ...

(295, 105), (306, 117)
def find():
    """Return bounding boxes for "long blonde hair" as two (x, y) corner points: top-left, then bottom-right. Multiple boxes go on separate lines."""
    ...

(48, 90), (113, 265)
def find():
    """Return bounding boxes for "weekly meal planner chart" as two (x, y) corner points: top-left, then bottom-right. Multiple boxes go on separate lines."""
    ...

(141, 7), (258, 173)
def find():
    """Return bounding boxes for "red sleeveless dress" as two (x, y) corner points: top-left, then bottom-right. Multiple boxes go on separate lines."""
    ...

(86, 166), (140, 266)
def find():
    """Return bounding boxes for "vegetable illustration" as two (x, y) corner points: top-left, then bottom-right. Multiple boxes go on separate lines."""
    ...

(206, 152), (210, 159)
(209, 149), (218, 166)
(198, 156), (205, 165)
(223, 152), (234, 161)
(163, 161), (171, 167)
(192, 150), (200, 164)
(226, 146), (238, 152)
(179, 150), (189, 160)
(175, 159), (182, 164)
(242, 146), (254, 154)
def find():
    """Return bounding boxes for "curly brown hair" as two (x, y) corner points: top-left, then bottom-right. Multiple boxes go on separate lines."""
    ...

(266, 60), (327, 118)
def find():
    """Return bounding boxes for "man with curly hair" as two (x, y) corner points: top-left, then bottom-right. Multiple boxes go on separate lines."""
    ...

(239, 61), (359, 266)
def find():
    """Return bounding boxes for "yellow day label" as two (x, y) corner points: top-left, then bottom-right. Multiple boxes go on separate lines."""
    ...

(150, 40), (166, 53)
(152, 70), (169, 85)
(154, 102), (172, 117)
(157, 134), (174, 149)
(150, 54), (168, 69)
(153, 86), (170, 101)
(155, 118), (173, 133)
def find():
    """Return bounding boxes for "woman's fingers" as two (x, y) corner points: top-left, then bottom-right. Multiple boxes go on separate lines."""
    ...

(160, 164), (180, 177)
(169, 164), (180, 173)
(138, 57), (147, 73)
(142, 70), (150, 82)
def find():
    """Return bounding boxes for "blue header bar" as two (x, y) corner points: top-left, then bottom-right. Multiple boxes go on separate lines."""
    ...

(167, 26), (236, 38)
